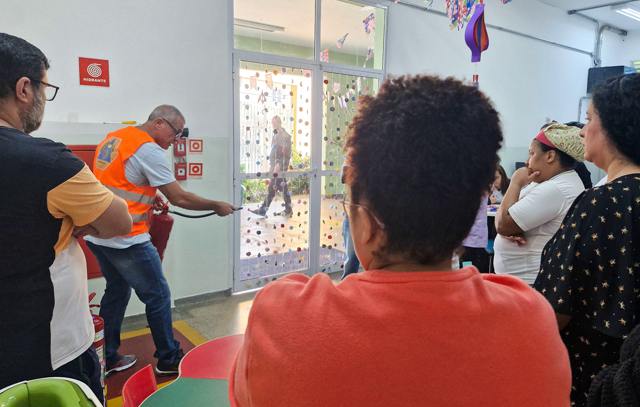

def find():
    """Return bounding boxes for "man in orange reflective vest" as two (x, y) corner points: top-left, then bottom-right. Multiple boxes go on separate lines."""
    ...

(86, 105), (235, 375)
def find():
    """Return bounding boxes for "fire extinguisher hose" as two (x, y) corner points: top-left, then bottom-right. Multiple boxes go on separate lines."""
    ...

(168, 210), (217, 218)
(167, 206), (242, 219)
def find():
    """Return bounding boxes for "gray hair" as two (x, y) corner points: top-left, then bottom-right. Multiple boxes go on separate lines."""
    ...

(148, 105), (184, 123)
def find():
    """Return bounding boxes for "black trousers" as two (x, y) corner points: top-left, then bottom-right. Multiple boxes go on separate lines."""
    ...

(460, 247), (490, 273)
(53, 346), (104, 404)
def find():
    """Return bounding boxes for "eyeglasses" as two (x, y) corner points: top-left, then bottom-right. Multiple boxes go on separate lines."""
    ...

(161, 117), (186, 138)
(341, 198), (386, 230)
(29, 78), (59, 101)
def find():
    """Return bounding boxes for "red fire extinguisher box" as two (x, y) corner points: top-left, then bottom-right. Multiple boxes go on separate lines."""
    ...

(68, 145), (103, 280)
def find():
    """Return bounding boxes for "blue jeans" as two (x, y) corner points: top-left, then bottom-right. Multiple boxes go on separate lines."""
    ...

(87, 241), (180, 365)
(341, 218), (360, 279)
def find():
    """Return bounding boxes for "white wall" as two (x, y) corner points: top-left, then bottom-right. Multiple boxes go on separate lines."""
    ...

(1, 0), (234, 316)
(387, 0), (598, 174)
(601, 30), (640, 67)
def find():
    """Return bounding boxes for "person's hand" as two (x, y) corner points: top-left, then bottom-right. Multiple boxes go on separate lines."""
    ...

(73, 224), (100, 238)
(511, 167), (539, 188)
(489, 194), (498, 204)
(153, 195), (168, 212)
(504, 235), (527, 246)
(213, 201), (236, 216)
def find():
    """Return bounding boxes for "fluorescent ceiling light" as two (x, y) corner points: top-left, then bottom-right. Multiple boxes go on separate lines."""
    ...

(234, 18), (285, 33)
(612, 5), (640, 22)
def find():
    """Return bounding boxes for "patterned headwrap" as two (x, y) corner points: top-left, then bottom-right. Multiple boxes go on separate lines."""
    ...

(535, 123), (585, 162)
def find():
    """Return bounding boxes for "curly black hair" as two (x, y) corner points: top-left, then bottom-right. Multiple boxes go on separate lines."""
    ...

(0, 33), (49, 99)
(346, 75), (503, 264)
(592, 73), (640, 165)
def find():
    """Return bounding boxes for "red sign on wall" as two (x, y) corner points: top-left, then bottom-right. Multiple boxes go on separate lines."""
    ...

(79, 57), (110, 87)
(173, 139), (187, 157)
(188, 163), (203, 177)
(188, 139), (203, 153)
(175, 162), (187, 181)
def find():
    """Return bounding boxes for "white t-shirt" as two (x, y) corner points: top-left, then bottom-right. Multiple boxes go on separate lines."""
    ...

(50, 240), (95, 368)
(86, 142), (175, 249)
(493, 170), (584, 284)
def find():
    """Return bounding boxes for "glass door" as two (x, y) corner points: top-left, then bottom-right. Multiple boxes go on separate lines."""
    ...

(232, 0), (387, 291)
(234, 60), (315, 291)
(317, 71), (380, 274)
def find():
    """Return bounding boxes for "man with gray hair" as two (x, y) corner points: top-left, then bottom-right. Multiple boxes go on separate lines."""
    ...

(86, 105), (235, 375)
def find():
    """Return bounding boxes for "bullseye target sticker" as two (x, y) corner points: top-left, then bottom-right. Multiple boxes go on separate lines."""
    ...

(79, 57), (110, 87)
(189, 139), (203, 153)
(188, 163), (203, 178)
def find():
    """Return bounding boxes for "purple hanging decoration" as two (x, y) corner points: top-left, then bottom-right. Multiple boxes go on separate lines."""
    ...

(464, 3), (489, 63)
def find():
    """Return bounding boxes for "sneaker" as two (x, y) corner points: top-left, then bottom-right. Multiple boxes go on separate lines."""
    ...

(249, 207), (267, 217)
(155, 349), (185, 375)
(273, 208), (293, 217)
(106, 354), (137, 375)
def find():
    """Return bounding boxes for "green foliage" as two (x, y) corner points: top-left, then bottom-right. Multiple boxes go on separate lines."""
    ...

(289, 149), (310, 195)
(242, 178), (267, 204)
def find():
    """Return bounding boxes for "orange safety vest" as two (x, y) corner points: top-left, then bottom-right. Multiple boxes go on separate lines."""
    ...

(93, 126), (157, 237)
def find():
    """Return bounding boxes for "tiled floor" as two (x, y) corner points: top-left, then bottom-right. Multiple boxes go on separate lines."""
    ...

(122, 291), (257, 340)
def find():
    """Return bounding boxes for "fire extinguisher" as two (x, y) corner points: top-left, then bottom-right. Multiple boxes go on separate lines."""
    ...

(149, 199), (174, 261)
(89, 292), (107, 401)
(148, 196), (236, 261)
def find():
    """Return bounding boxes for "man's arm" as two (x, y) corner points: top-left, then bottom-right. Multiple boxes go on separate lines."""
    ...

(48, 166), (132, 238)
(159, 181), (235, 216)
(75, 196), (132, 238)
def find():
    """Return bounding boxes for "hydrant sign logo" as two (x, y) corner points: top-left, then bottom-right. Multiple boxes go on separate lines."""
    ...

(79, 57), (110, 87)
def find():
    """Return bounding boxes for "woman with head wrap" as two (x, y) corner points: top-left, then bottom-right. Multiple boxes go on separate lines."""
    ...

(494, 123), (585, 284)
(534, 73), (640, 406)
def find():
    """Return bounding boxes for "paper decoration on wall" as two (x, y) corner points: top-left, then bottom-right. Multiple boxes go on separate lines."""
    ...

(447, 0), (477, 30)
(363, 13), (376, 34)
(465, 2), (489, 63)
(336, 33), (349, 49)
(320, 48), (329, 63)
(365, 47), (374, 62)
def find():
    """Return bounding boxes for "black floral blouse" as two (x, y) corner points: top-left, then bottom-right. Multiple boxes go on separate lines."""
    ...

(534, 174), (640, 407)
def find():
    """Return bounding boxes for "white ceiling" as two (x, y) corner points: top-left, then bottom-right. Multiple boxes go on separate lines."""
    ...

(537, 0), (640, 31)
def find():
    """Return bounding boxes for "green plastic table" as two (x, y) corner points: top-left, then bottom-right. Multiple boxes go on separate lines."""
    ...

(140, 378), (229, 407)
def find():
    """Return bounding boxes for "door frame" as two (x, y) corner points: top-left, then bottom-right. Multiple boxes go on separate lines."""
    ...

(231, 0), (387, 292)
